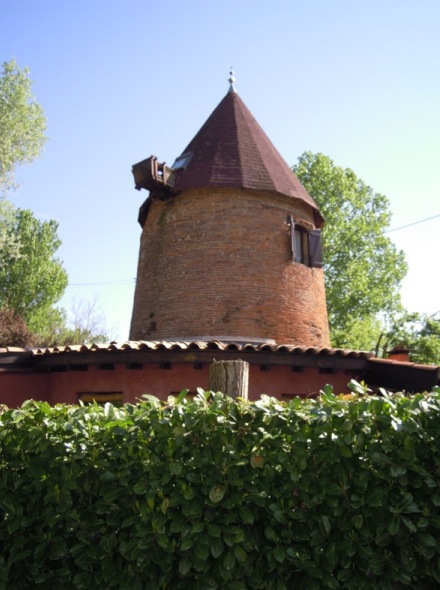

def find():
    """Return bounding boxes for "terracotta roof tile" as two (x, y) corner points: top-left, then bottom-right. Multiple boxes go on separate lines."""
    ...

(0, 346), (28, 353)
(368, 357), (438, 371)
(28, 339), (372, 359)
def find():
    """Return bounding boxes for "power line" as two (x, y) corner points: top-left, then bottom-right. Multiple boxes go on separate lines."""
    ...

(385, 213), (440, 234)
(68, 278), (136, 287)
(66, 212), (439, 287)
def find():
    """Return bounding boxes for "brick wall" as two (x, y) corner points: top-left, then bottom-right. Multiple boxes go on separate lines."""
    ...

(130, 187), (330, 346)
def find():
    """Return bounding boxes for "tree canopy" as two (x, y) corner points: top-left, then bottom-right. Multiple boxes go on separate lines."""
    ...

(294, 152), (408, 350)
(35, 296), (111, 347)
(0, 305), (33, 348)
(0, 58), (47, 195)
(0, 207), (68, 336)
(0, 198), (20, 258)
(0, 60), (110, 348)
(412, 316), (440, 365)
(379, 312), (440, 366)
(0, 207), (110, 347)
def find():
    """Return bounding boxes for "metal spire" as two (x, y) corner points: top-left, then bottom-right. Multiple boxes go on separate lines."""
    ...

(228, 68), (236, 93)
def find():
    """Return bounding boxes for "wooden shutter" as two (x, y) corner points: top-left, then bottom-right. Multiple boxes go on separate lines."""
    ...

(309, 229), (323, 268)
(289, 215), (295, 260)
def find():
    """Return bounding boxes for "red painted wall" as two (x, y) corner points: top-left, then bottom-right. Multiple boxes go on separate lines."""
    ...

(0, 373), (50, 407)
(0, 364), (355, 406)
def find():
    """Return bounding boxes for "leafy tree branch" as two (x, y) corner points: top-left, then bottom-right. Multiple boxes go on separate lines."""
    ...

(294, 152), (408, 351)
(0, 58), (47, 195)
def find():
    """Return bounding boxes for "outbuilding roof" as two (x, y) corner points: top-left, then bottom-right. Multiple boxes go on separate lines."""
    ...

(1, 340), (438, 393)
(26, 340), (370, 357)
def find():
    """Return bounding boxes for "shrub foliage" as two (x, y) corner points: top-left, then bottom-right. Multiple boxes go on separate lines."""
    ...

(1, 388), (440, 589)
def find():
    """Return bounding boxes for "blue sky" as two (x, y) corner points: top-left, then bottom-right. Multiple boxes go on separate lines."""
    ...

(2, 0), (439, 340)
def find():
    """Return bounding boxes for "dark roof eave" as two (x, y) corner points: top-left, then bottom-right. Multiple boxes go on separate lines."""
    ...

(366, 357), (440, 392)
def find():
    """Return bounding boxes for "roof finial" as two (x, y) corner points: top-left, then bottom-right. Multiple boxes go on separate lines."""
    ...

(228, 67), (236, 93)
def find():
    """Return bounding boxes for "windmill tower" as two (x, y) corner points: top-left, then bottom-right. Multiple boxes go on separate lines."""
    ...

(130, 75), (330, 347)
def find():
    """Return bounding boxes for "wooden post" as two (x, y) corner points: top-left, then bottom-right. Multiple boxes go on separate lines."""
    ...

(208, 360), (249, 400)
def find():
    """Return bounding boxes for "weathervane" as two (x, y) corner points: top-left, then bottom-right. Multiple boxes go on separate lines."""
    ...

(228, 67), (236, 93)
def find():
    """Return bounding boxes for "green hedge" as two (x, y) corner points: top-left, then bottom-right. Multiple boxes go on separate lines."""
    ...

(1, 386), (440, 589)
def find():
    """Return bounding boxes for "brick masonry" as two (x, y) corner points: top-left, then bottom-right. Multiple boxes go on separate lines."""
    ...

(130, 187), (330, 347)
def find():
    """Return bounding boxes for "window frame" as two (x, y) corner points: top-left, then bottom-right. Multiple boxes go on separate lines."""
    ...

(293, 225), (309, 264)
(288, 215), (322, 268)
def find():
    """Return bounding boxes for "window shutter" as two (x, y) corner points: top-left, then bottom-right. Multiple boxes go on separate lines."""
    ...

(309, 229), (323, 268)
(289, 215), (295, 260)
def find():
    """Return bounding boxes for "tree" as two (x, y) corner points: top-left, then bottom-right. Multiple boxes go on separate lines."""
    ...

(0, 59), (62, 346)
(293, 152), (408, 349)
(413, 316), (440, 365)
(0, 207), (68, 336)
(1, 204), (110, 347)
(378, 312), (440, 365)
(0, 58), (47, 195)
(65, 296), (110, 344)
(0, 198), (20, 257)
(35, 296), (111, 347)
(0, 60), (107, 348)
(0, 305), (34, 348)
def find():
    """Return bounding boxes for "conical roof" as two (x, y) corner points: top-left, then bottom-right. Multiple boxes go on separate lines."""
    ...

(172, 90), (320, 215)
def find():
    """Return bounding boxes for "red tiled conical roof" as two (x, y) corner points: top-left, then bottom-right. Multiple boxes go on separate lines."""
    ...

(172, 90), (320, 214)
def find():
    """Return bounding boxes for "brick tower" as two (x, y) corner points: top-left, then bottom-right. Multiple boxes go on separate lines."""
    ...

(130, 77), (330, 347)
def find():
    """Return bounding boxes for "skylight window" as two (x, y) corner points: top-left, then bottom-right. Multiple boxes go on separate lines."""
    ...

(171, 152), (193, 170)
